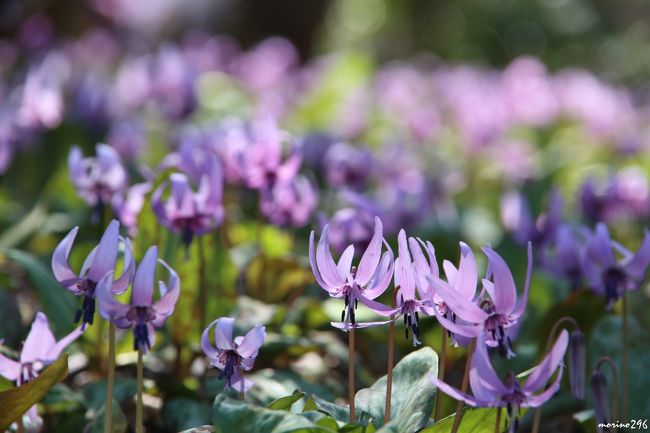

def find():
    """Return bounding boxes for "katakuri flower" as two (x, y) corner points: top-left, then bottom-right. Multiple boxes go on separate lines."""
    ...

(430, 330), (568, 432)
(52, 219), (135, 328)
(152, 156), (224, 251)
(0, 312), (83, 385)
(430, 243), (532, 358)
(309, 216), (396, 329)
(259, 174), (318, 228)
(96, 246), (180, 353)
(201, 317), (266, 393)
(582, 223), (650, 309)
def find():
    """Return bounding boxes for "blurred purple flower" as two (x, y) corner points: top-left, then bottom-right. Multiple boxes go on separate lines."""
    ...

(323, 142), (373, 190)
(18, 56), (66, 129)
(321, 207), (376, 255)
(181, 31), (240, 74)
(430, 330), (568, 432)
(52, 220), (135, 328)
(0, 312), (83, 385)
(230, 37), (298, 94)
(68, 144), (129, 220)
(107, 118), (147, 160)
(97, 246), (180, 353)
(541, 224), (587, 289)
(152, 157), (224, 250)
(111, 182), (152, 235)
(581, 223), (650, 309)
(152, 46), (196, 119)
(501, 189), (563, 248)
(310, 217), (396, 329)
(201, 317), (266, 393)
(259, 175), (318, 228)
(114, 55), (152, 112)
(431, 243), (532, 358)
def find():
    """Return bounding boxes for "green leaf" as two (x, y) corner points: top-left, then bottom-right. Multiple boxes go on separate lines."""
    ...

(421, 407), (526, 433)
(3, 249), (77, 334)
(0, 353), (69, 430)
(84, 398), (129, 433)
(267, 390), (306, 410)
(163, 398), (212, 432)
(212, 394), (338, 433)
(359, 347), (438, 432)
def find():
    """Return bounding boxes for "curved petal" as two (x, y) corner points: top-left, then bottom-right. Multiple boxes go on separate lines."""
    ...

(131, 246), (158, 306)
(331, 319), (394, 330)
(355, 216), (383, 286)
(395, 230), (416, 300)
(428, 276), (487, 323)
(201, 319), (221, 359)
(428, 374), (480, 407)
(316, 226), (346, 288)
(229, 367), (254, 393)
(470, 335), (509, 399)
(410, 237), (437, 298)
(511, 242), (533, 317)
(236, 325), (266, 358)
(49, 326), (84, 361)
(96, 272), (131, 323)
(482, 247), (517, 314)
(21, 312), (56, 364)
(625, 229), (650, 281)
(112, 237), (135, 294)
(87, 220), (120, 282)
(214, 317), (235, 351)
(0, 353), (20, 382)
(353, 284), (400, 317)
(523, 329), (569, 393)
(52, 227), (79, 283)
(363, 249), (394, 300)
(456, 242), (478, 300)
(585, 224), (616, 268)
(433, 308), (483, 337)
(525, 365), (564, 407)
(151, 259), (180, 324)
(309, 231), (337, 293)
(337, 245), (355, 280)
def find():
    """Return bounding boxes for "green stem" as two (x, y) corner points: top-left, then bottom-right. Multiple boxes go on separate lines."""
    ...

(494, 407), (502, 433)
(622, 291), (628, 421)
(433, 331), (447, 422)
(197, 236), (207, 332)
(136, 350), (144, 433)
(349, 327), (356, 423)
(451, 339), (476, 433)
(104, 323), (116, 433)
(384, 320), (394, 424)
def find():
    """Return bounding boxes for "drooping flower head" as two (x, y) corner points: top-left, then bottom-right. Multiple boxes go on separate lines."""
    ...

(68, 144), (129, 221)
(97, 246), (180, 353)
(0, 312), (83, 386)
(430, 330), (568, 433)
(309, 216), (396, 329)
(152, 156), (224, 251)
(201, 317), (266, 393)
(52, 219), (135, 328)
(582, 223), (650, 309)
(430, 243), (532, 358)
(540, 224), (587, 290)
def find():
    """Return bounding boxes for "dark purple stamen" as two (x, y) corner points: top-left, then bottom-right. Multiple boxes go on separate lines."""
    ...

(603, 267), (625, 308)
(74, 281), (97, 328)
(218, 350), (242, 386)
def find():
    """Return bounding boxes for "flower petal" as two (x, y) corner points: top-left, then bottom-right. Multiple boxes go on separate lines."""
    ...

(0, 352), (20, 382)
(316, 226), (346, 288)
(337, 245), (355, 279)
(214, 317), (235, 351)
(482, 247), (517, 314)
(428, 276), (487, 323)
(201, 319), (220, 360)
(511, 242), (533, 317)
(355, 216), (383, 286)
(236, 325), (266, 358)
(428, 374), (480, 407)
(51, 227), (79, 283)
(131, 246), (157, 306)
(229, 367), (254, 393)
(50, 326), (84, 361)
(87, 220), (120, 282)
(525, 365), (564, 407)
(111, 237), (135, 294)
(395, 230), (416, 300)
(432, 307), (483, 337)
(20, 312), (57, 364)
(625, 229), (650, 282)
(96, 272), (131, 324)
(363, 248), (394, 300)
(151, 259), (180, 326)
(308, 231), (337, 293)
(523, 329), (569, 393)
(470, 335), (509, 400)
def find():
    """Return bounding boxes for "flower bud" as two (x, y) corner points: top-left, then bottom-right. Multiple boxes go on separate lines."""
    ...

(568, 329), (586, 399)
(590, 370), (610, 425)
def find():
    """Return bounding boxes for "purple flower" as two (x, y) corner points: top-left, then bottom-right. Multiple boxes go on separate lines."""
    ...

(111, 182), (152, 236)
(581, 223), (650, 309)
(97, 246), (180, 353)
(200, 317), (266, 393)
(52, 219), (135, 328)
(320, 207), (376, 255)
(151, 46), (196, 120)
(309, 217), (396, 329)
(541, 224), (586, 290)
(230, 37), (298, 94)
(430, 330), (568, 432)
(430, 243), (532, 358)
(500, 189), (563, 248)
(323, 142), (373, 190)
(0, 312), (83, 385)
(18, 55), (65, 130)
(68, 144), (129, 219)
(152, 157), (224, 250)
(259, 175), (318, 227)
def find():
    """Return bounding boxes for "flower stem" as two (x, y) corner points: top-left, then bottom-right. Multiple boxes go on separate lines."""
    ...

(433, 331), (447, 422)
(240, 391), (245, 401)
(622, 290), (628, 421)
(17, 418), (23, 433)
(451, 339), (476, 433)
(95, 316), (105, 372)
(349, 327), (356, 423)
(136, 350), (144, 433)
(596, 356), (619, 431)
(494, 407), (502, 433)
(197, 236), (207, 332)
(531, 316), (579, 433)
(104, 323), (116, 433)
(384, 320), (394, 424)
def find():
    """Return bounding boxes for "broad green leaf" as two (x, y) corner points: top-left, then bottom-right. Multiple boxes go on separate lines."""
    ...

(84, 398), (129, 433)
(163, 397), (212, 432)
(212, 394), (337, 433)
(0, 354), (69, 430)
(267, 390), (306, 410)
(421, 407), (526, 433)
(358, 347), (438, 432)
(3, 249), (77, 334)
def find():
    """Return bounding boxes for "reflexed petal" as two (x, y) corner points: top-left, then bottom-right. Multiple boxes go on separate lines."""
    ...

(523, 329), (568, 393)
(201, 319), (220, 359)
(151, 259), (180, 325)
(51, 227), (79, 283)
(428, 374), (480, 407)
(455, 242), (478, 300)
(316, 226), (345, 288)
(482, 247), (517, 314)
(410, 237), (437, 298)
(87, 220), (120, 282)
(96, 272), (130, 324)
(337, 245), (355, 279)
(236, 325), (266, 358)
(433, 308), (483, 337)
(395, 231), (416, 300)
(470, 335), (509, 399)
(49, 326), (84, 361)
(214, 317), (235, 351)
(428, 276), (487, 323)
(525, 365), (564, 407)
(331, 319), (394, 330)
(363, 249), (394, 300)
(355, 216), (383, 286)
(353, 284), (399, 317)
(511, 242), (533, 317)
(229, 367), (254, 393)
(170, 173), (195, 217)
(112, 237), (135, 294)
(586, 223), (616, 267)
(308, 231), (338, 293)
(20, 312), (57, 364)
(131, 246), (158, 306)
(0, 353), (21, 382)
(625, 229), (650, 281)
